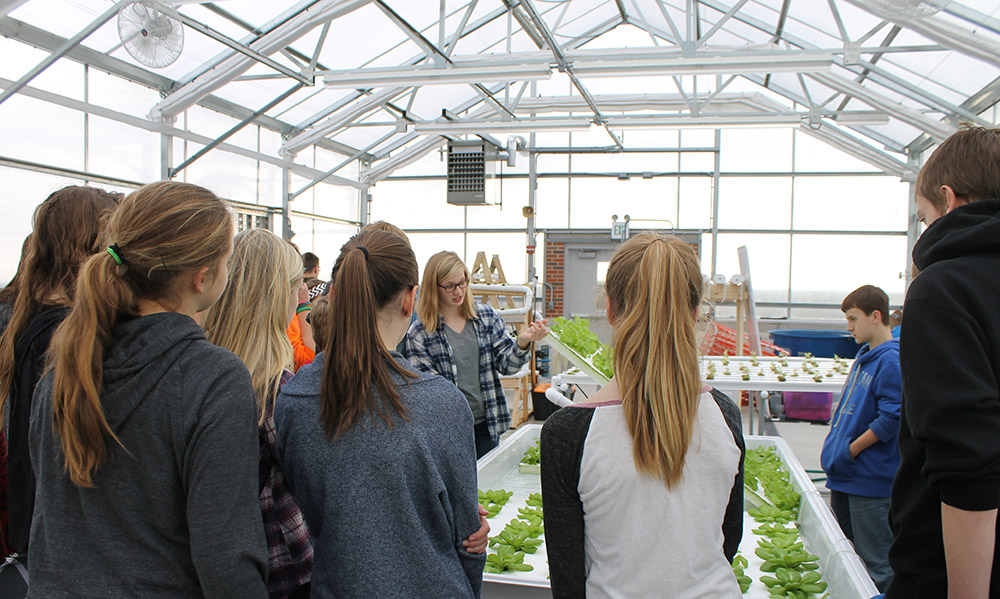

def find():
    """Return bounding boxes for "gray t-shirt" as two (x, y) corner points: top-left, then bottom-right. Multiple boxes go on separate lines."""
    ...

(444, 320), (487, 424)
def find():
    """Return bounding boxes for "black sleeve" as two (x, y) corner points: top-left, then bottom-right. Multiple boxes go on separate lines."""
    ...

(541, 406), (594, 599)
(711, 388), (745, 562)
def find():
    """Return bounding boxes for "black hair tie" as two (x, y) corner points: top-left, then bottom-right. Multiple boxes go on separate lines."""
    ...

(356, 245), (370, 260)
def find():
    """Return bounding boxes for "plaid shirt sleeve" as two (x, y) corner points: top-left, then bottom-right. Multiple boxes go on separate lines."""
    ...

(259, 370), (313, 598)
(474, 305), (530, 442)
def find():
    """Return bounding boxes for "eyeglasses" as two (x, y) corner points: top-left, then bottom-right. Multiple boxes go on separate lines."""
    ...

(438, 278), (469, 293)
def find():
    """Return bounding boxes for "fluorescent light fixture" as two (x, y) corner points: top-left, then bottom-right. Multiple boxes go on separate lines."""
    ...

(323, 63), (552, 89)
(414, 118), (593, 135)
(832, 111), (890, 125)
(572, 52), (835, 77)
(606, 114), (806, 129)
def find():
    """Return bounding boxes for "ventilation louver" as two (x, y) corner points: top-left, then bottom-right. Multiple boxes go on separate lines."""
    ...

(447, 141), (496, 206)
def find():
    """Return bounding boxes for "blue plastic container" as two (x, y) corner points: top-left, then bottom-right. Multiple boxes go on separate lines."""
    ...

(768, 329), (860, 358)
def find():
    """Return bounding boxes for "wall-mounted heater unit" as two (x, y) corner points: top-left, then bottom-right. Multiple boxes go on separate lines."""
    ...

(447, 140), (496, 205)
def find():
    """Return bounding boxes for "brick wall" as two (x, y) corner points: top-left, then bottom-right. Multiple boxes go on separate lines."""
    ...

(544, 241), (565, 318)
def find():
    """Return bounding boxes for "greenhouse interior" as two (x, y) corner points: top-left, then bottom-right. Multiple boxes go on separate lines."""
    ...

(2, 0), (1000, 598)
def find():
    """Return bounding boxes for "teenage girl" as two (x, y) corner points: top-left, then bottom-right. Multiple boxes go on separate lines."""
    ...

(404, 251), (547, 458)
(28, 181), (268, 598)
(274, 231), (486, 598)
(0, 186), (119, 557)
(540, 233), (745, 598)
(204, 228), (313, 599)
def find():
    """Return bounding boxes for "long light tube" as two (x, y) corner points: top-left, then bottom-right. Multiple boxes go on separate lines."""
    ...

(323, 63), (553, 89)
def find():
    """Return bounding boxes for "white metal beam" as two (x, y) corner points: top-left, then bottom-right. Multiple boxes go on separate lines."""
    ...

(809, 70), (955, 141)
(150, 0), (370, 122)
(842, 0), (1000, 68)
(281, 87), (410, 157)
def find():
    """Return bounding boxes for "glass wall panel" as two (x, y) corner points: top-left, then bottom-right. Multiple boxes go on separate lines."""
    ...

(465, 183), (530, 229)
(790, 235), (906, 306)
(794, 130), (881, 172)
(258, 163), (283, 207)
(88, 116), (160, 183)
(370, 180), (464, 228)
(465, 233), (528, 284)
(88, 69), (161, 117)
(715, 233), (791, 305)
(718, 177), (792, 229)
(0, 96), (83, 171)
(568, 178), (678, 229)
(722, 129), (792, 172)
(535, 179), (569, 229)
(792, 176), (909, 232)
(677, 177), (713, 229)
(407, 232), (465, 279)
(1, 166), (87, 283)
(314, 183), (358, 223)
(186, 151), (260, 204)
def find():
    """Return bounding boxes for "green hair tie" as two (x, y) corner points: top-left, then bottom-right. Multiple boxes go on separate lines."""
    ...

(106, 245), (123, 265)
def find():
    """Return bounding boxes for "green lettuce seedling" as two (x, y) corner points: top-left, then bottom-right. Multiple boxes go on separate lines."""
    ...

(479, 488), (513, 519)
(526, 492), (543, 508)
(489, 527), (544, 554)
(483, 545), (534, 574)
(507, 517), (544, 538)
(521, 439), (541, 466)
(731, 554), (752, 593)
(759, 567), (827, 598)
(518, 506), (544, 521)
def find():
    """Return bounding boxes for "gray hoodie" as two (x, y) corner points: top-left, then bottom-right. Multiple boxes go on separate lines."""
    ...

(28, 312), (268, 599)
(275, 352), (485, 598)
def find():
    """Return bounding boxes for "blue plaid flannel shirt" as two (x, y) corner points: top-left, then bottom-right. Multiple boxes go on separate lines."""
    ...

(403, 303), (530, 442)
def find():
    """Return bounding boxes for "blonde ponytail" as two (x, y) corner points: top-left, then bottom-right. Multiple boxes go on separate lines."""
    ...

(606, 234), (703, 488)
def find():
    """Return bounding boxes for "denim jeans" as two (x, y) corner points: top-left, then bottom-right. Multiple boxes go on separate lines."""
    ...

(830, 490), (893, 592)
(474, 421), (498, 460)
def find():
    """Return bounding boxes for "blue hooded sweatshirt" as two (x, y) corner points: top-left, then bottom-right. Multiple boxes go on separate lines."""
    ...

(820, 338), (902, 498)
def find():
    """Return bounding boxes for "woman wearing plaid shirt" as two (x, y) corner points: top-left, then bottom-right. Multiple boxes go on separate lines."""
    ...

(405, 251), (548, 459)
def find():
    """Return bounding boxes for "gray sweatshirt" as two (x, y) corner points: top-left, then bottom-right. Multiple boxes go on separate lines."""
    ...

(28, 312), (268, 599)
(274, 352), (485, 598)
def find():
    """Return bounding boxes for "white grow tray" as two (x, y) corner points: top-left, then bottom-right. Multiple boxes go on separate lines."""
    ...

(479, 426), (877, 599)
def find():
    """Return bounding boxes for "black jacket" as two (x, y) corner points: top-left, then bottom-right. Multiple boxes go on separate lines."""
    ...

(6, 304), (68, 553)
(887, 199), (1000, 598)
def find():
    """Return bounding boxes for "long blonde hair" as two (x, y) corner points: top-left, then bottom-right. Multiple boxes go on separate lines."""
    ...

(49, 181), (233, 487)
(416, 251), (475, 333)
(204, 229), (301, 424)
(606, 233), (703, 488)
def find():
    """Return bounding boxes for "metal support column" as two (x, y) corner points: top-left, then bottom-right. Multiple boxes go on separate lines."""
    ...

(710, 128), (722, 277)
(527, 132), (538, 283)
(282, 166), (293, 240)
(359, 160), (371, 228)
(160, 134), (173, 181)
(905, 155), (920, 290)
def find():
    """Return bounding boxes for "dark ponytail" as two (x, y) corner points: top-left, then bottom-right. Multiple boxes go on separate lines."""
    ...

(0, 187), (119, 414)
(321, 230), (418, 438)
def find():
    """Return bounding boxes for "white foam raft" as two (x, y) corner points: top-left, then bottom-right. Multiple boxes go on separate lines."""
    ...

(478, 425), (878, 599)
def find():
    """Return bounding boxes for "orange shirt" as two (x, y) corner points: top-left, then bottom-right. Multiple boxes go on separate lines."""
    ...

(287, 315), (315, 372)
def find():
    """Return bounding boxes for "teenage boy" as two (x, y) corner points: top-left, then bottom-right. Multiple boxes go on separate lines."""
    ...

(886, 126), (1000, 599)
(820, 285), (900, 592)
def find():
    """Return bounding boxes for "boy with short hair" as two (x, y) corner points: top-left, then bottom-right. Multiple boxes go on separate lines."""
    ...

(820, 284), (901, 592)
(886, 126), (1000, 599)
